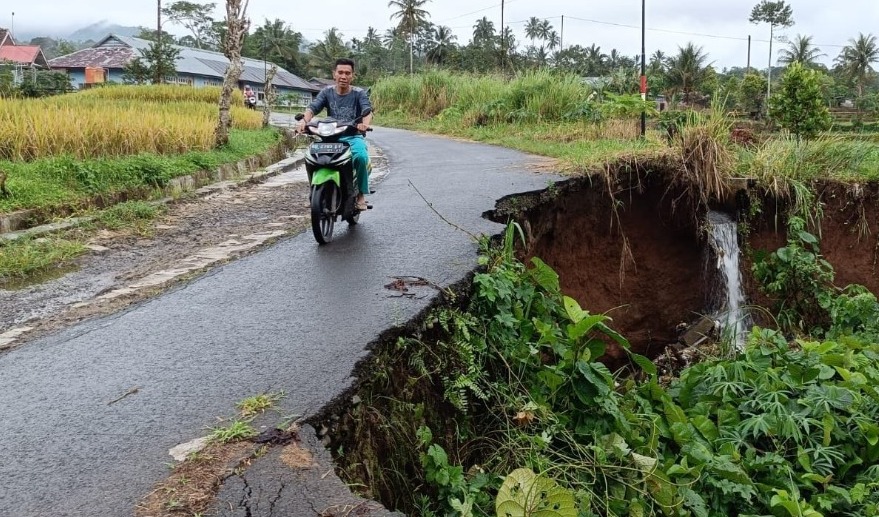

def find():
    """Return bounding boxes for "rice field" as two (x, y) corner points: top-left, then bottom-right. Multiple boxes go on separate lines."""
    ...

(0, 85), (261, 161)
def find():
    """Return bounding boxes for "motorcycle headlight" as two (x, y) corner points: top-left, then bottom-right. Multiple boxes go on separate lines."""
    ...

(317, 122), (338, 137)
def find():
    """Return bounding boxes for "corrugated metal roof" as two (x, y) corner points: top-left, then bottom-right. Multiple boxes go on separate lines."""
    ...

(48, 46), (135, 69)
(0, 45), (43, 65)
(48, 34), (318, 92)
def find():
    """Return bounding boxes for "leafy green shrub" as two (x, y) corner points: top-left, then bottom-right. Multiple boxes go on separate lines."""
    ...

(769, 62), (832, 140)
(753, 216), (835, 333)
(405, 223), (879, 517)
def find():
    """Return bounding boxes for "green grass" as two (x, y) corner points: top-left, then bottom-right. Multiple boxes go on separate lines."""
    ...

(236, 392), (283, 417)
(0, 128), (281, 214)
(380, 110), (665, 171)
(208, 419), (258, 443)
(0, 236), (86, 282)
(738, 134), (879, 183)
(96, 200), (167, 236)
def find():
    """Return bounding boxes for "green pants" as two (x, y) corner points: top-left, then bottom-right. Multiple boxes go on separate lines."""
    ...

(340, 135), (369, 196)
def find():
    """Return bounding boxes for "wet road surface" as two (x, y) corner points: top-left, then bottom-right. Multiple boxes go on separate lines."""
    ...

(0, 125), (554, 516)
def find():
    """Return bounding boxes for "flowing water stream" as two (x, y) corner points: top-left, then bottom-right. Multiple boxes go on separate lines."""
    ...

(708, 211), (752, 349)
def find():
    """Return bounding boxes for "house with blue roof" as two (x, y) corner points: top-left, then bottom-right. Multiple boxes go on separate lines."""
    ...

(48, 34), (318, 106)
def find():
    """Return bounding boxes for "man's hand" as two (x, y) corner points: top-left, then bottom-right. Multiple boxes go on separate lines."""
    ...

(356, 123), (370, 132)
(296, 120), (307, 134)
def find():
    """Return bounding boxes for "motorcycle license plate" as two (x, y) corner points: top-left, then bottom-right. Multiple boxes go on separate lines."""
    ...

(312, 143), (346, 153)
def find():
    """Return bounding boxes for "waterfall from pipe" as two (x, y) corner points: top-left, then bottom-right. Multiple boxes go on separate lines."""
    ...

(708, 211), (751, 349)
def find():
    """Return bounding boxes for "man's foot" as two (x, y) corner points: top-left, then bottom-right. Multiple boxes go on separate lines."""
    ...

(356, 196), (368, 211)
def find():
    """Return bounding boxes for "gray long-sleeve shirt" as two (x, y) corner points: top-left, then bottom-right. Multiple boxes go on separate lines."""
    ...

(307, 86), (372, 123)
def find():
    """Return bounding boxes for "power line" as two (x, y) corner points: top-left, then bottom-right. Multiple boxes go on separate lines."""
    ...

(565, 15), (847, 49)
(296, 13), (849, 52)
(436, 0), (520, 23)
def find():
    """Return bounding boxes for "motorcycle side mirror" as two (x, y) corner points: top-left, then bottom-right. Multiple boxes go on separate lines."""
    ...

(294, 113), (305, 121)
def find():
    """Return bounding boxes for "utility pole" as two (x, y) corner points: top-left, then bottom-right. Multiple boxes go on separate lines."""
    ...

(560, 15), (564, 51)
(766, 25), (773, 102)
(156, 0), (163, 84)
(9, 12), (13, 40)
(640, 0), (646, 138)
(500, 0), (505, 72)
(747, 35), (751, 72)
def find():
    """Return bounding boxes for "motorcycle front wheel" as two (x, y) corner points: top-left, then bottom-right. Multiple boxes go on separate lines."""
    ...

(311, 183), (338, 244)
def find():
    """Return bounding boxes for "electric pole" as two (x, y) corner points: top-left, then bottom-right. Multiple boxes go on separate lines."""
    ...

(500, 0), (505, 72)
(767, 26), (773, 102)
(640, 0), (646, 138)
(747, 35), (751, 72)
(560, 15), (564, 51)
(156, 0), (163, 84)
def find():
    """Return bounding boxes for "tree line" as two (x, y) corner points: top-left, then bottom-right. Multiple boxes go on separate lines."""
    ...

(7, 0), (879, 117)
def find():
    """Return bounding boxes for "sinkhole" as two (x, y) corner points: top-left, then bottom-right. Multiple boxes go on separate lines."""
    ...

(313, 166), (879, 515)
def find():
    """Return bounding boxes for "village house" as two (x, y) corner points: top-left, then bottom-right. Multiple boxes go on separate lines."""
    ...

(48, 34), (318, 106)
(0, 28), (50, 83)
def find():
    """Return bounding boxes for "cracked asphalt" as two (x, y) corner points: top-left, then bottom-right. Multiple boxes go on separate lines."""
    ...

(0, 122), (557, 516)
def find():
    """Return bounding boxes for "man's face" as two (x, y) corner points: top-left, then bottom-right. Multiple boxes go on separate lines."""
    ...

(333, 65), (354, 88)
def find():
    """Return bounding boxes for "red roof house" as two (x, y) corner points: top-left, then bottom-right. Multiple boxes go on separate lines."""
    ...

(0, 28), (49, 68)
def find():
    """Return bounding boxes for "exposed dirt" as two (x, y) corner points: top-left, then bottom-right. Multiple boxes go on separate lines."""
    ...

(516, 168), (708, 363)
(743, 181), (879, 323)
(513, 172), (879, 363)
(136, 440), (260, 517)
(0, 149), (387, 351)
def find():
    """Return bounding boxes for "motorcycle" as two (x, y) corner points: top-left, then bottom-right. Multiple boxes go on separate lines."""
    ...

(245, 95), (258, 110)
(295, 114), (372, 244)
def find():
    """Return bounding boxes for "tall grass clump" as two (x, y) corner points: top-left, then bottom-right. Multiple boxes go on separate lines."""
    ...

(372, 70), (588, 125)
(669, 106), (735, 207)
(0, 87), (261, 161)
(740, 134), (879, 185)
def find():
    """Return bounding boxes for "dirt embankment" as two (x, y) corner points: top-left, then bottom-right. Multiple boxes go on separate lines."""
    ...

(744, 182), (879, 311)
(500, 168), (879, 363)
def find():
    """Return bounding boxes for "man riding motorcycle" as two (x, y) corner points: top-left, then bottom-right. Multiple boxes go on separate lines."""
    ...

(297, 58), (373, 211)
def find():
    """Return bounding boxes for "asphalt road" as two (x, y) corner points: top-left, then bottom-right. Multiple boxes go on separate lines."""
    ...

(0, 125), (554, 516)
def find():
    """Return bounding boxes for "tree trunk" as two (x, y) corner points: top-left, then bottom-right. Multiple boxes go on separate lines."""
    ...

(262, 64), (278, 128)
(215, 0), (250, 147)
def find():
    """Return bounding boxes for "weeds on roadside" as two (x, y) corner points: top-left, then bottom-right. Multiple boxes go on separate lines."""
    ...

(96, 201), (167, 236)
(208, 419), (257, 444)
(236, 392), (283, 417)
(0, 236), (85, 282)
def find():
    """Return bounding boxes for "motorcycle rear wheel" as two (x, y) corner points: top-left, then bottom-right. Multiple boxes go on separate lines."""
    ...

(311, 183), (338, 244)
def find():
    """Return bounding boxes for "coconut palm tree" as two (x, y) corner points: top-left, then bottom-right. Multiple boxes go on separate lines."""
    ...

(665, 42), (711, 105)
(546, 30), (560, 51)
(472, 16), (496, 47)
(835, 33), (879, 101)
(426, 25), (456, 65)
(249, 19), (304, 76)
(584, 44), (605, 75)
(524, 17), (542, 44)
(309, 28), (349, 76)
(649, 50), (667, 74)
(778, 34), (824, 68)
(388, 0), (431, 74)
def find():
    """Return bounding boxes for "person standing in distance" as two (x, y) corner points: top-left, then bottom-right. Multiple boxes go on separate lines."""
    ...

(297, 58), (373, 210)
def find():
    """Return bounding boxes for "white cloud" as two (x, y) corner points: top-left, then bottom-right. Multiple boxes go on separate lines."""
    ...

(7, 0), (877, 67)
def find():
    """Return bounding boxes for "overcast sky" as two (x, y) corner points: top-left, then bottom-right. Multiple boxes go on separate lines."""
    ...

(7, 0), (879, 69)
